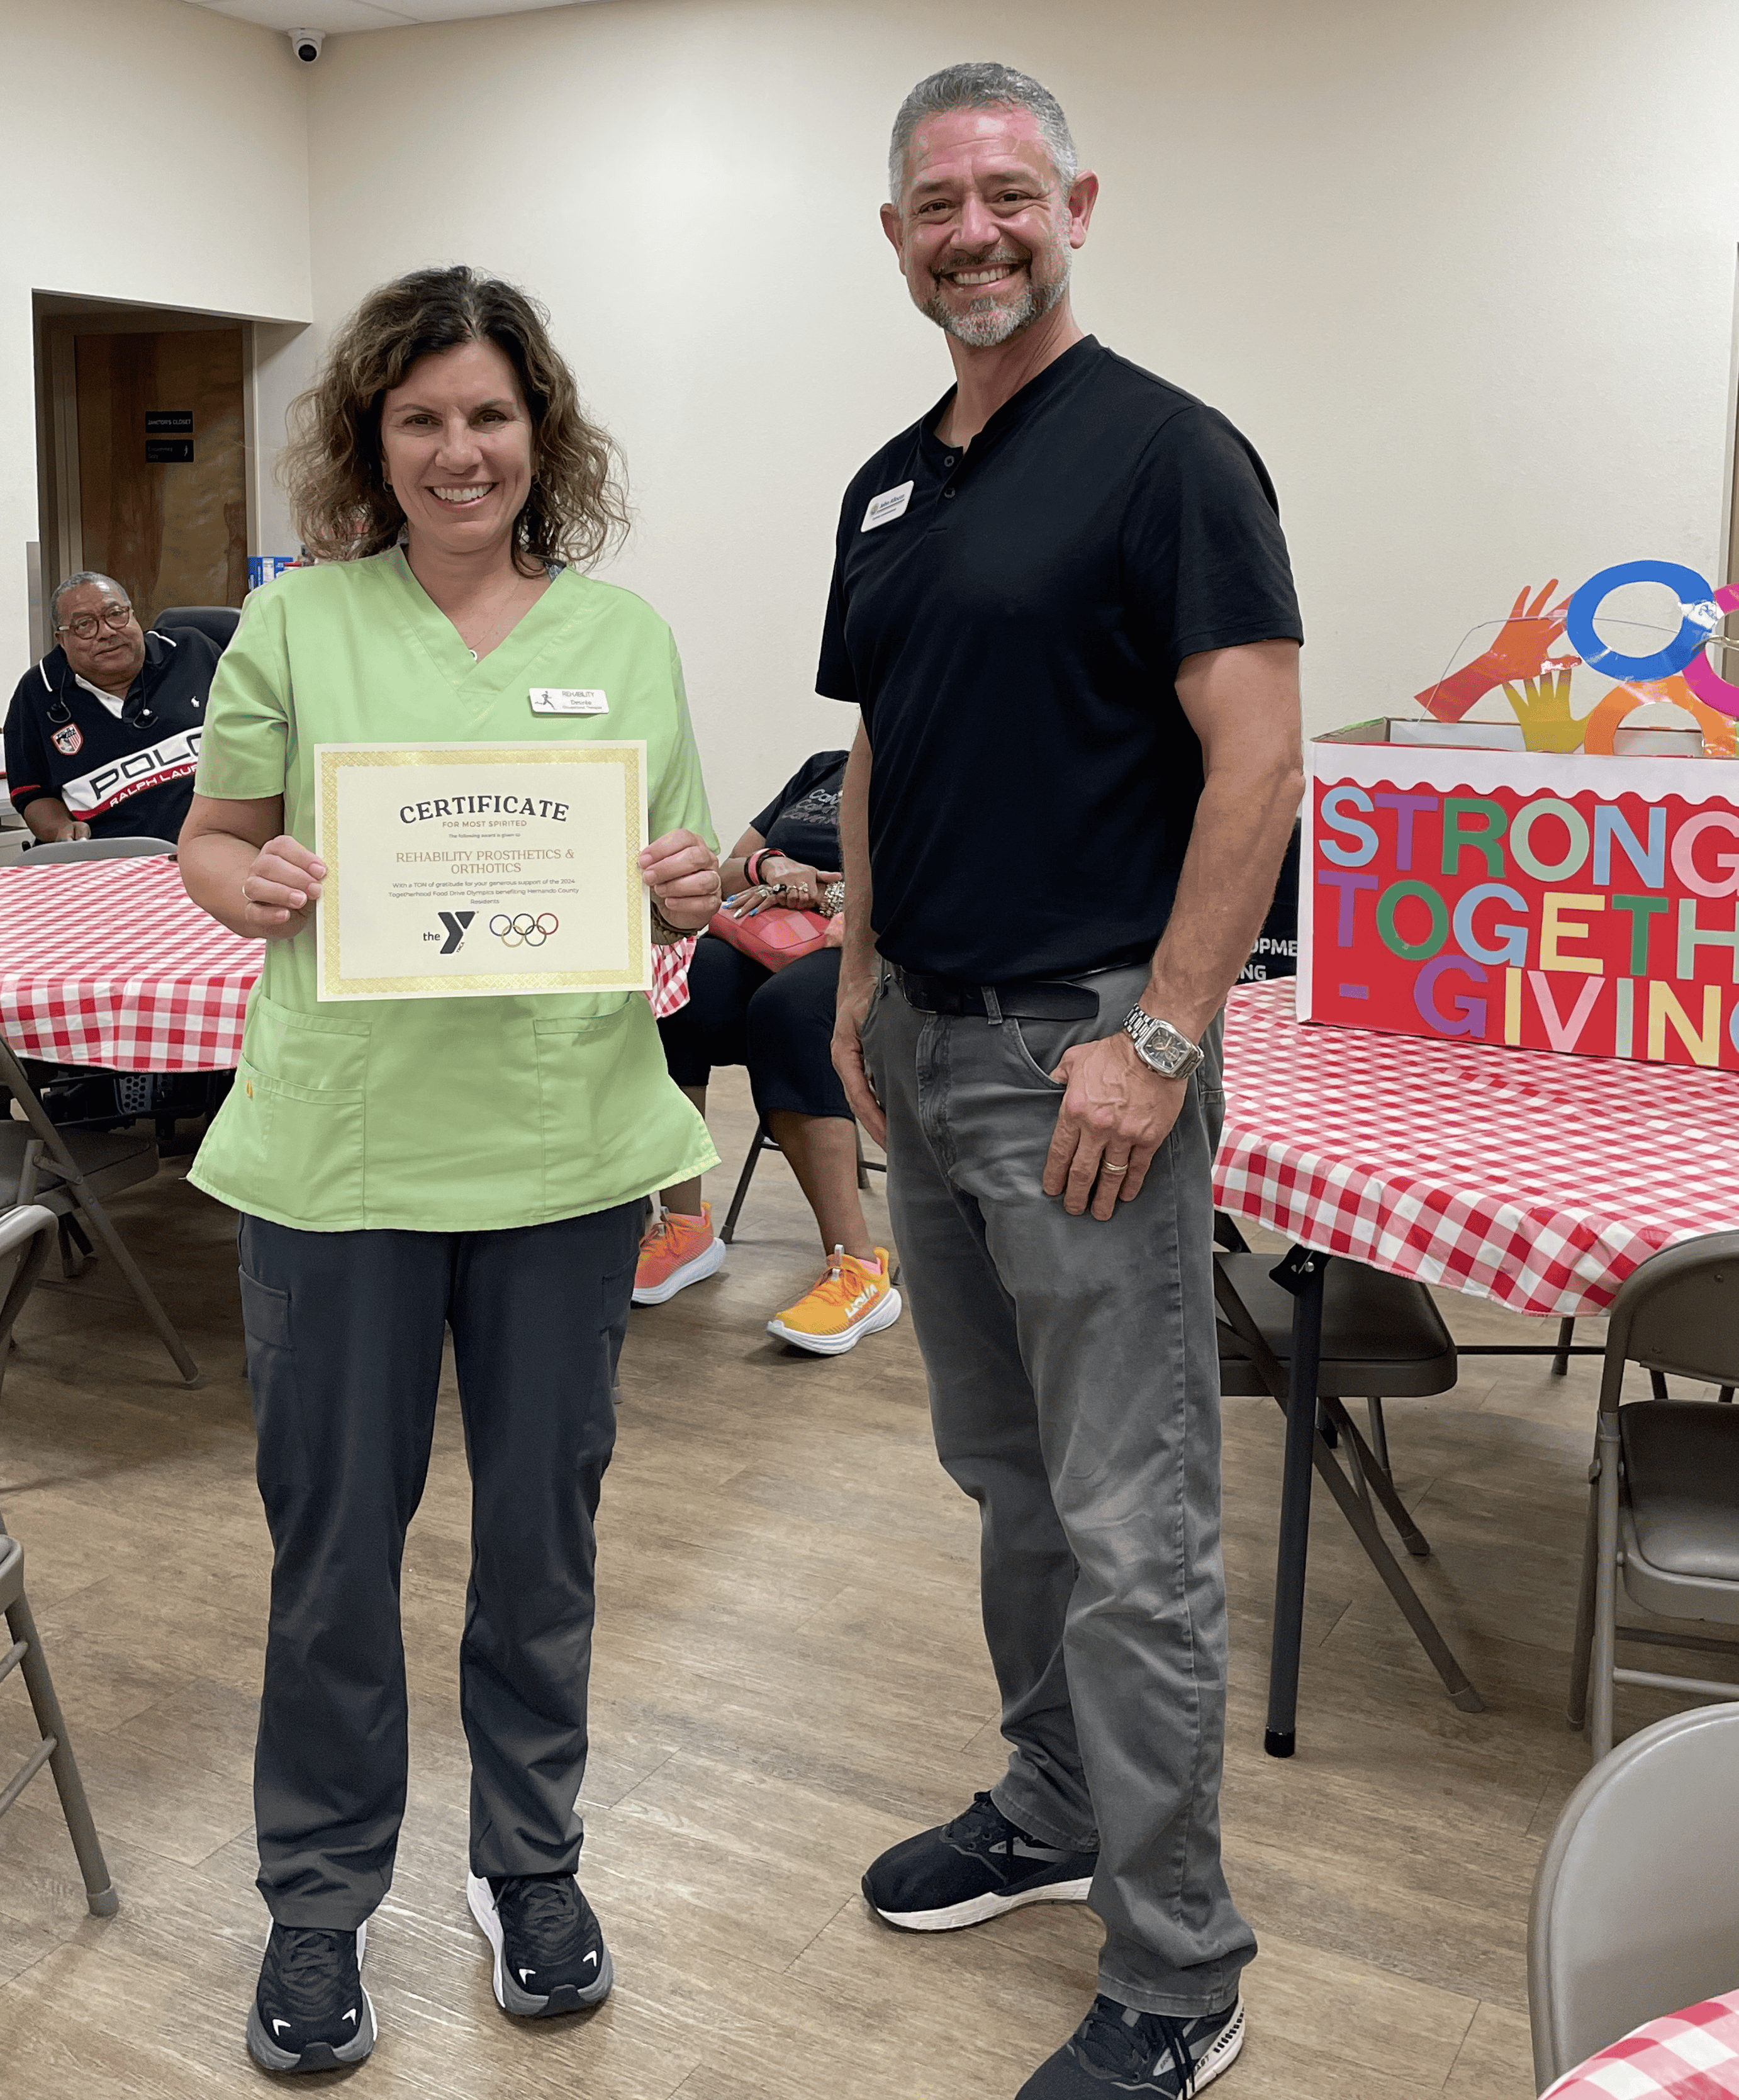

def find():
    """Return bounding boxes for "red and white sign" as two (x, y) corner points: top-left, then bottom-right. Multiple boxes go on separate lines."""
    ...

(1301, 739), (1739, 1071)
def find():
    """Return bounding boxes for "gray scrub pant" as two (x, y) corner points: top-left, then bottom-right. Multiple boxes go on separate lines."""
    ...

(860, 965), (1256, 2017)
(237, 1204), (640, 1929)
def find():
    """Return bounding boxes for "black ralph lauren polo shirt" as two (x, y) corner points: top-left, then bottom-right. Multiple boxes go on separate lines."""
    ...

(816, 335), (1302, 983)
(4, 627), (219, 842)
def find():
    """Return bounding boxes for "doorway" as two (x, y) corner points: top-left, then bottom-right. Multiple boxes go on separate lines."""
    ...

(35, 296), (258, 640)
(74, 328), (247, 624)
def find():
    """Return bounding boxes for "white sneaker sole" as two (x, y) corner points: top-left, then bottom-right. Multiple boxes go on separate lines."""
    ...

(1188, 1997), (1246, 2096)
(870, 1873), (1093, 1931)
(245, 1921), (376, 2073)
(466, 1872), (613, 2017)
(632, 1235), (727, 1305)
(767, 1286), (903, 1356)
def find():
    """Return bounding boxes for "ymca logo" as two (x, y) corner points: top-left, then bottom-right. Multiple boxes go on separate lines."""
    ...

(424, 911), (474, 954)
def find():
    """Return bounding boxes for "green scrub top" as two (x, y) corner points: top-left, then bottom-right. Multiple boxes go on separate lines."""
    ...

(189, 548), (719, 1234)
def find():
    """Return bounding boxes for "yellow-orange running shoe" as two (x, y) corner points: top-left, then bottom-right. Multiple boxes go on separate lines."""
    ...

(633, 1203), (726, 1306)
(766, 1246), (902, 1356)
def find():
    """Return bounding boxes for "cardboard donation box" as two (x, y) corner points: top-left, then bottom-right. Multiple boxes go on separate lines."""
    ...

(1301, 737), (1739, 1069)
(1300, 561), (1739, 1072)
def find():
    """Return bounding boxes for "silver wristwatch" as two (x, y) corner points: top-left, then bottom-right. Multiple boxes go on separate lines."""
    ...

(1121, 1006), (1205, 1081)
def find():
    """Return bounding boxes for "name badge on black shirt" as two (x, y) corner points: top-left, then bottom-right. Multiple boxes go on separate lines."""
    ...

(861, 482), (914, 532)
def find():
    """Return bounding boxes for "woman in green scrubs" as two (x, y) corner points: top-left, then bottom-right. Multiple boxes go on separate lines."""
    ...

(179, 266), (722, 2075)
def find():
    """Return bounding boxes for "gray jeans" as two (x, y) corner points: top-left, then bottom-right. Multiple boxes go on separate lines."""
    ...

(861, 965), (1254, 2016)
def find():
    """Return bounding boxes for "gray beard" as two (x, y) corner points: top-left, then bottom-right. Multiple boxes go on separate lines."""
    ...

(920, 259), (1070, 349)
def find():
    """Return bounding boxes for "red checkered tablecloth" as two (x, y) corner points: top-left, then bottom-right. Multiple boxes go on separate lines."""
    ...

(1543, 1990), (1739, 2099)
(1216, 979), (1739, 1318)
(0, 860), (693, 1074)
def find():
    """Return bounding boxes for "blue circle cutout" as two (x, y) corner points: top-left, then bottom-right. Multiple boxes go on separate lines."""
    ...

(1565, 559), (1714, 683)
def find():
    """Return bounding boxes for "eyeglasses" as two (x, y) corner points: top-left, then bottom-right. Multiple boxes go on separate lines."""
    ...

(55, 604), (134, 641)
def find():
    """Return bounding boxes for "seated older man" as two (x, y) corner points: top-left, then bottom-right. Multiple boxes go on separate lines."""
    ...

(4, 571), (221, 843)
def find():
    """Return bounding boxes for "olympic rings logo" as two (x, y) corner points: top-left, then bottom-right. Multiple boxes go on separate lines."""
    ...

(489, 912), (560, 948)
(1568, 559), (1739, 717)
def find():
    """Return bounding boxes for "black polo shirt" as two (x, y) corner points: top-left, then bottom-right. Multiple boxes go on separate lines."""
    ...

(816, 335), (1302, 982)
(3, 628), (218, 841)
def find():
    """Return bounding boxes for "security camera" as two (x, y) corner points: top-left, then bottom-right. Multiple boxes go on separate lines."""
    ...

(288, 28), (325, 63)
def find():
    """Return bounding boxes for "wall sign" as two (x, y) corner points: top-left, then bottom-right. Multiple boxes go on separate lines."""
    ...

(145, 410), (194, 432)
(145, 439), (194, 464)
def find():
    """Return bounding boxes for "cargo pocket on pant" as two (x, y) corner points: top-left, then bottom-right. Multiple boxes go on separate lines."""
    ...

(239, 1263), (306, 1500)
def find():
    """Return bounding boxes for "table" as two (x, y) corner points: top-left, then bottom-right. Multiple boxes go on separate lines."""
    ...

(0, 860), (695, 1075)
(1214, 979), (1739, 1753)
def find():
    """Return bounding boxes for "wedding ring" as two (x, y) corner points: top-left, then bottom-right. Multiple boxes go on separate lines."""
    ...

(1101, 1162), (1129, 1175)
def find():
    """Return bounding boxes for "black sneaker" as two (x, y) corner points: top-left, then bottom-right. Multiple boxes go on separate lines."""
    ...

(245, 1921), (376, 2074)
(861, 1790), (1097, 1931)
(1017, 1994), (1246, 2098)
(466, 1870), (613, 2017)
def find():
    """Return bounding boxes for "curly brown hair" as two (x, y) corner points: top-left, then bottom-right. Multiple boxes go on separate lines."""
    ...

(280, 265), (629, 572)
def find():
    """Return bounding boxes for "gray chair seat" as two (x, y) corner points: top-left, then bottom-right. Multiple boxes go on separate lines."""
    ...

(1216, 1251), (1457, 1398)
(16, 838), (176, 865)
(1617, 1401), (1739, 1625)
(0, 1123), (160, 1209)
(1621, 1402), (1739, 1583)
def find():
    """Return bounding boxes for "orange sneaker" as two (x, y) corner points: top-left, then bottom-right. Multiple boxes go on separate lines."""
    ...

(633, 1203), (726, 1305)
(766, 1247), (903, 1356)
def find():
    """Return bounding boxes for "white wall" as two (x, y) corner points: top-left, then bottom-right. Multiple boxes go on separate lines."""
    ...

(16, 0), (1735, 848)
(288, 1), (1739, 836)
(2, 0), (313, 673)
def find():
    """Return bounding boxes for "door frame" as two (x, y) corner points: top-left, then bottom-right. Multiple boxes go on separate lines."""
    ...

(31, 293), (311, 647)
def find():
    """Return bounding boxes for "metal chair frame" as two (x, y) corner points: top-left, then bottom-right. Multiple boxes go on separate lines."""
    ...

(1212, 1242), (1484, 1738)
(1566, 1232), (1739, 1760)
(0, 1030), (201, 1385)
(0, 1204), (118, 1916)
(719, 1112), (885, 1246)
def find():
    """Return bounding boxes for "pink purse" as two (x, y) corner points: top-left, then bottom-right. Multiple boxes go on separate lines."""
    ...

(707, 899), (832, 972)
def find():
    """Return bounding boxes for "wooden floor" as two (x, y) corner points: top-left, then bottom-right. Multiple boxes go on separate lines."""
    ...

(0, 1069), (1704, 2097)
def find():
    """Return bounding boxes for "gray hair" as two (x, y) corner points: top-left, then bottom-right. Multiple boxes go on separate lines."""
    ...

(50, 570), (128, 631)
(888, 62), (1078, 206)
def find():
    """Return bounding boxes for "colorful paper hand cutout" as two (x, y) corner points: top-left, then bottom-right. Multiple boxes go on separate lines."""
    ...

(1417, 581), (1574, 721)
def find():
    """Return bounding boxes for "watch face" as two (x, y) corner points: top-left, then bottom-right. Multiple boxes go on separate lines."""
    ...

(1125, 1008), (1197, 1077)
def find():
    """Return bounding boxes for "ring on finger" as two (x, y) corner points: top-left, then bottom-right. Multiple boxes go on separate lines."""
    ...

(1101, 1161), (1129, 1176)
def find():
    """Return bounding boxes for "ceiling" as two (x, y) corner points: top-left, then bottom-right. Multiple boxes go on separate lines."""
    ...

(182, 0), (596, 35)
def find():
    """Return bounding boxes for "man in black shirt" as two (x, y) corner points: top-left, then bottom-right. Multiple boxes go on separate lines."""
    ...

(827, 64), (1304, 2100)
(4, 572), (217, 844)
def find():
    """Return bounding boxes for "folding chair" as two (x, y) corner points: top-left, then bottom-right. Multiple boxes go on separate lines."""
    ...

(1566, 1232), (1739, 1760)
(1212, 1226), (1484, 1750)
(0, 1204), (118, 1916)
(16, 838), (176, 865)
(1529, 1701), (1739, 2085)
(0, 1031), (200, 1384)
(719, 1113), (886, 1245)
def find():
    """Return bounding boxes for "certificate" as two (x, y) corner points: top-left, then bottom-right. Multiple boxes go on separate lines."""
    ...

(313, 741), (650, 1002)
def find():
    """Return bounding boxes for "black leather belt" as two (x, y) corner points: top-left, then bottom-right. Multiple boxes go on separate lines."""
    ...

(889, 964), (1100, 1021)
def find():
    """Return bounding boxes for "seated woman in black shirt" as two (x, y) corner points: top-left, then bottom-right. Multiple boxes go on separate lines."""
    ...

(634, 750), (902, 1357)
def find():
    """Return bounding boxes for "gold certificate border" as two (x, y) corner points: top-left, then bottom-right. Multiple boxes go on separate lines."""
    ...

(315, 742), (649, 999)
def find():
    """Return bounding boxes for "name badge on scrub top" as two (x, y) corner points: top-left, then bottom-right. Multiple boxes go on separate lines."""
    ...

(861, 481), (914, 532)
(530, 688), (608, 714)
